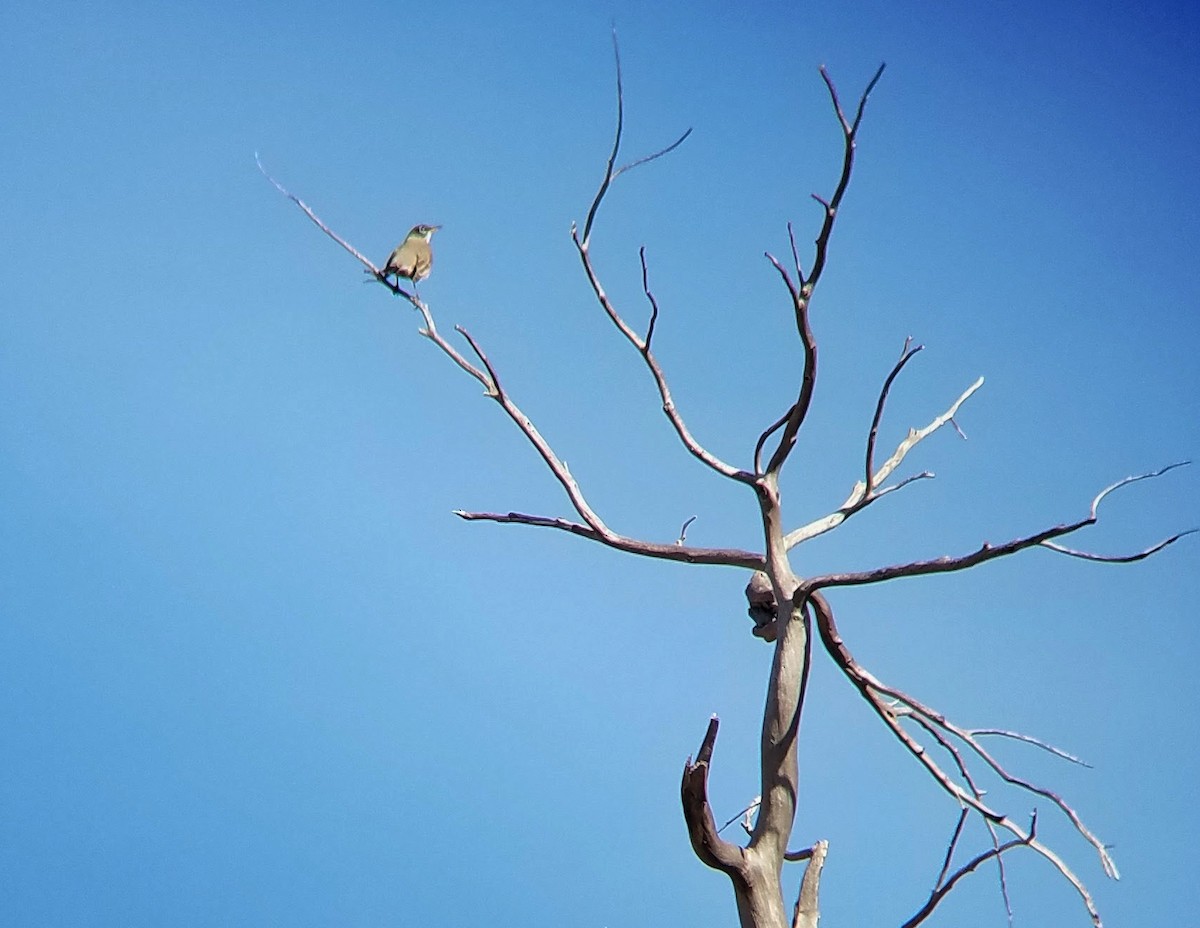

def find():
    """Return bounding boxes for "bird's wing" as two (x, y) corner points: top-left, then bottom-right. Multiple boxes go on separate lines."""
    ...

(383, 244), (411, 275)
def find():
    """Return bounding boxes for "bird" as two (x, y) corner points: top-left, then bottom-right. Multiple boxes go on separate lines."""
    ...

(380, 224), (441, 293)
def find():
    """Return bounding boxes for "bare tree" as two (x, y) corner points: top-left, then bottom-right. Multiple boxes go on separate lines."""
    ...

(260, 34), (1190, 928)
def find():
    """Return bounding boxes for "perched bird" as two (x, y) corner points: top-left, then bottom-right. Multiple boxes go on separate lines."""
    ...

(381, 224), (441, 292)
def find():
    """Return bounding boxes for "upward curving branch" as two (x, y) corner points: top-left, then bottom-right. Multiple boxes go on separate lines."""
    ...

(758, 64), (886, 479)
(785, 353), (982, 550)
(580, 29), (692, 247)
(572, 33), (747, 486)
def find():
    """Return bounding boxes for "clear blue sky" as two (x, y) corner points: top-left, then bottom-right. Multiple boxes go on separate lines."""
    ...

(1, 1), (1197, 926)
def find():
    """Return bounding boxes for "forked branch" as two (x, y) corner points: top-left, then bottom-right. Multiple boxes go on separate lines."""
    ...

(804, 63), (886, 289)
(785, 352), (982, 549)
(758, 64), (886, 479)
(572, 34), (746, 485)
(806, 463), (1189, 590)
(580, 28), (692, 248)
(900, 813), (1037, 928)
(447, 328), (763, 569)
(808, 591), (1106, 926)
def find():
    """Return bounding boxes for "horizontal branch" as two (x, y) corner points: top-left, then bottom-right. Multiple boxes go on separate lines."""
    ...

(806, 463), (1189, 590)
(453, 510), (764, 569)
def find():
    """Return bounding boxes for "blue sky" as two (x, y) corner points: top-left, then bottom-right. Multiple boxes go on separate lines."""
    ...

(1, 1), (1197, 926)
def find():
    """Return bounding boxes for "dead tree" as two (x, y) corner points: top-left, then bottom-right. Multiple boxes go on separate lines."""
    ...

(261, 35), (1190, 928)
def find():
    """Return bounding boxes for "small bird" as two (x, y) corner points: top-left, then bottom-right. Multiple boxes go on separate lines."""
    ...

(380, 224), (441, 292)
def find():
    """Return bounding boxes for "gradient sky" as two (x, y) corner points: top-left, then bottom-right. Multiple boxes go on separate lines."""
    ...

(1, 2), (1197, 926)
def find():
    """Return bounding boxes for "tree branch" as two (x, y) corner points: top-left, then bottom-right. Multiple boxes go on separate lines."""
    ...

(1039, 530), (1196, 562)
(260, 61), (765, 575)
(569, 36), (748, 487)
(806, 463), (1188, 590)
(879, 678), (1117, 878)
(758, 64), (886, 479)
(791, 839), (828, 928)
(572, 236), (748, 481)
(805, 63), (886, 288)
(579, 28), (691, 246)
(970, 728), (1092, 768)
(900, 813), (1037, 928)
(256, 153), (421, 304)
(452, 509), (762, 568)
(760, 255), (817, 477)
(864, 339), (923, 496)
(682, 717), (747, 878)
(784, 374), (982, 549)
(675, 514), (698, 545)
(810, 590), (1106, 926)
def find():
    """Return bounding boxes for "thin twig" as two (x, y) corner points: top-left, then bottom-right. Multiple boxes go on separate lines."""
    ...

(900, 813), (1038, 928)
(934, 809), (969, 888)
(716, 796), (760, 835)
(580, 28), (692, 246)
(614, 128), (693, 178)
(971, 729), (1092, 768)
(864, 340), (924, 495)
(787, 222), (803, 282)
(1088, 462), (1189, 519)
(676, 515), (698, 545)
(639, 246), (660, 347)
(1041, 529), (1196, 562)
(255, 153), (418, 303)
